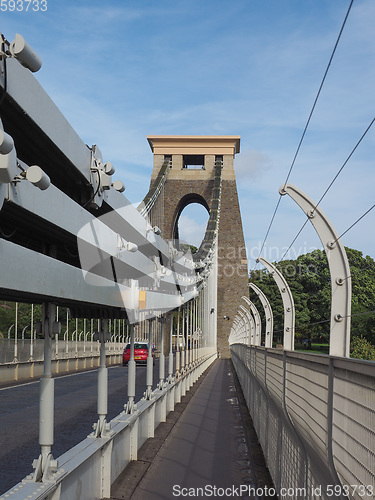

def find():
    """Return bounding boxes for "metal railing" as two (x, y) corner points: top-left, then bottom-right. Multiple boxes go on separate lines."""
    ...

(0, 338), (125, 365)
(231, 344), (375, 500)
(3, 346), (217, 499)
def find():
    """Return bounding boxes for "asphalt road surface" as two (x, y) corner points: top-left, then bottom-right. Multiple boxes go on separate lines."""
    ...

(0, 363), (161, 495)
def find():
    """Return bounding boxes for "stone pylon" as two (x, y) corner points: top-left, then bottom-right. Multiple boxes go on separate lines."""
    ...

(146, 136), (248, 358)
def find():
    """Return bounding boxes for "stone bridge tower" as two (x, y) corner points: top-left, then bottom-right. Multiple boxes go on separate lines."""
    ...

(146, 136), (248, 358)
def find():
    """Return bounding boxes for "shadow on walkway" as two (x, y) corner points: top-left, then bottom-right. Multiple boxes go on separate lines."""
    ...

(109, 359), (276, 500)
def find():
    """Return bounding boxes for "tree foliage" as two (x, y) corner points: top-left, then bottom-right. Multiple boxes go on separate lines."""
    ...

(0, 303), (82, 339)
(0, 303), (42, 339)
(249, 247), (375, 359)
(350, 335), (375, 361)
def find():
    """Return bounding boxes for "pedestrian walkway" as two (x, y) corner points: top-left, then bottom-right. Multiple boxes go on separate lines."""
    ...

(109, 359), (276, 500)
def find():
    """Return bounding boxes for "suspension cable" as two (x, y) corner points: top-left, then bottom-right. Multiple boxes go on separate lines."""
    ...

(310, 117), (375, 213)
(272, 309), (375, 336)
(279, 116), (375, 262)
(255, 0), (354, 267)
(331, 203), (375, 246)
(282, 0), (354, 190)
(256, 196), (282, 264)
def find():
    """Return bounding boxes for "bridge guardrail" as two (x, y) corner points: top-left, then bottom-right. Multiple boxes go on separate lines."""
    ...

(3, 350), (217, 500)
(231, 344), (374, 500)
(0, 339), (126, 384)
(0, 339), (125, 364)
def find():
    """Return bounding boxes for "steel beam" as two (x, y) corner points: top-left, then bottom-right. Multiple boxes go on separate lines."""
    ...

(1, 59), (92, 182)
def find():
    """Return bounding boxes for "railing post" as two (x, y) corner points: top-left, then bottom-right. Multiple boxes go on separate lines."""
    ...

(158, 316), (166, 389)
(193, 299), (197, 364)
(257, 257), (295, 350)
(75, 318), (78, 356)
(182, 305), (187, 372)
(168, 312), (174, 383)
(124, 323), (137, 413)
(249, 283), (274, 348)
(144, 319), (154, 400)
(92, 318), (111, 437)
(33, 302), (59, 482)
(14, 302), (18, 361)
(188, 301), (193, 368)
(280, 183), (351, 357)
(175, 307), (181, 377)
(29, 303), (34, 360)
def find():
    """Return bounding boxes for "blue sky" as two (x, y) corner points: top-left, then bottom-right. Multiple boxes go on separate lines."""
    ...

(2, 0), (375, 266)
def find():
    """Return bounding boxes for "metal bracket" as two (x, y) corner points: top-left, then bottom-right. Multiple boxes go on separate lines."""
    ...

(157, 379), (168, 390)
(87, 146), (114, 209)
(32, 452), (58, 483)
(143, 387), (154, 400)
(280, 183), (351, 357)
(249, 283), (274, 348)
(91, 418), (112, 438)
(257, 257), (295, 350)
(124, 400), (138, 414)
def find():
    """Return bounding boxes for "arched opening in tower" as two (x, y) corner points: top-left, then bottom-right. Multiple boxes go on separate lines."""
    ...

(176, 202), (209, 253)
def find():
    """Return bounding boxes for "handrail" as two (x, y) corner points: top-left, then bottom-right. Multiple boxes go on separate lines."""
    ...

(231, 344), (375, 500)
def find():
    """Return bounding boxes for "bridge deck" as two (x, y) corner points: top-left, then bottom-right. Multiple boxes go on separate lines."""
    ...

(109, 359), (275, 500)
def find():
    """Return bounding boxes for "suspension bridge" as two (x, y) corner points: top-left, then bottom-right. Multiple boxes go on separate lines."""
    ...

(0, 29), (374, 500)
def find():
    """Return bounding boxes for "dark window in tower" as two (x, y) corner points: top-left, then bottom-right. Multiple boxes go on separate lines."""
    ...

(182, 155), (205, 170)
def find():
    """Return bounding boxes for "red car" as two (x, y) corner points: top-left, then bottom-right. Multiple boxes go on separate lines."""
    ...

(123, 342), (152, 366)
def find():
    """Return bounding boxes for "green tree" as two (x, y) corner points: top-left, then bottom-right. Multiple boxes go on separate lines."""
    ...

(350, 335), (375, 361)
(346, 248), (375, 344)
(249, 247), (375, 352)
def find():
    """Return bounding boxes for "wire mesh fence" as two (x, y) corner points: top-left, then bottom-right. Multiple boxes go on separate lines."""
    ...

(231, 344), (375, 500)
